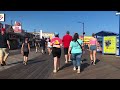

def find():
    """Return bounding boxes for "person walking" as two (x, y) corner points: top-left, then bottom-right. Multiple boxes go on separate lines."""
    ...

(40, 37), (47, 54)
(50, 32), (62, 73)
(0, 28), (10, 66)
(35, 40), (40, 53)
(47, 38), (52, 55)
(89, 33), (98, 65)
(68, 33), (83, 74)
(21, 37), (30, 65)
(62, 31), (72, 64)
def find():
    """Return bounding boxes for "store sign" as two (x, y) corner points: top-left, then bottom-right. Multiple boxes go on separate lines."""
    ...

(0, 14), (5, 21)
(80, 36), (92, 44)
(13, 26), (22, 33)
(13, 21), (22, 33)
(103, 36), (116, 54)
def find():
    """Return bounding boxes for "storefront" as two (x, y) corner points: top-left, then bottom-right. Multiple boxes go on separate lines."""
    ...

(95, 31), (118, 54)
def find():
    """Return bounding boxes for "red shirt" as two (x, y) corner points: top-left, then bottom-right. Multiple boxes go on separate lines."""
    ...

(62, 34), (72, 48)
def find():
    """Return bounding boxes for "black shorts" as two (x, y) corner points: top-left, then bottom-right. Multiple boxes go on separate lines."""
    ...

(52, 47), (61, 58)
(64, 48), (71, 55)
(41, 46), (45, 50)
(64, 48), (68, 55)
(23, 52), (29, 57)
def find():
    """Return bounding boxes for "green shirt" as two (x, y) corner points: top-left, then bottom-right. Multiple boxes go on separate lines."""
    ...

(70, 39), (83, 54)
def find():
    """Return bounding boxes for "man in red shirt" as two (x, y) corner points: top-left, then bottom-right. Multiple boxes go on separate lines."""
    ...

(62, 31), (72, 63)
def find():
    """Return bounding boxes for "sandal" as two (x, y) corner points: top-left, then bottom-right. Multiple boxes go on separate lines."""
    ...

(91, 60), (93, 65)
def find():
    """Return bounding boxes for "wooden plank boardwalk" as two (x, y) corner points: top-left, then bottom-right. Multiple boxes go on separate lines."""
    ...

(0, 48), (120, 79)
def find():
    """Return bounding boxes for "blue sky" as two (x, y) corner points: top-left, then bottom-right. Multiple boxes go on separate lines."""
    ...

(0, 11), (119, 38)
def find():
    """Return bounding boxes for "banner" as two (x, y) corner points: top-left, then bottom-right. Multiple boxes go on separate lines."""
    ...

(0, 14), (5, 21)
(103, 36), (116, 54)
(13, 21), (22, 33)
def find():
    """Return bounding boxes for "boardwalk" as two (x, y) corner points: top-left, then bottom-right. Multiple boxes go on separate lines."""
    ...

(0, 48), (120, 79)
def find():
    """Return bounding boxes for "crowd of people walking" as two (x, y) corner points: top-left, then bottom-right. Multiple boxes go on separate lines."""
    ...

(0, 28), (98, 74)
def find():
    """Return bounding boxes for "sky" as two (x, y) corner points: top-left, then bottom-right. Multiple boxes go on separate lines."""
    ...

(0, 11), (119, 38)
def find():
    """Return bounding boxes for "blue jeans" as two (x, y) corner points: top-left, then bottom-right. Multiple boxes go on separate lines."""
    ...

(71, 53), (82, 67)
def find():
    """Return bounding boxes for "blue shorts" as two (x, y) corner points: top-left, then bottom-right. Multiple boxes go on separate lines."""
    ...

(90, 45), (97, 51)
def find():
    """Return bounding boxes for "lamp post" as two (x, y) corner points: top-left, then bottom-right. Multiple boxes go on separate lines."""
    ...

(116, 12), (120, 56)
(78, 22), (85, 44)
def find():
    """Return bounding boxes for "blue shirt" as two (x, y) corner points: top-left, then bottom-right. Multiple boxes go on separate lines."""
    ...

(70, 39), (83, 54)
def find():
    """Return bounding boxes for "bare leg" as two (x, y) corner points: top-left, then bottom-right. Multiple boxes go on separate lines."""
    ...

(65, 55), (68, 63)
(36, 47), (38, 53)
(93, 50), (96, 65)
(0, 56), (3, 64)
(23, 56), (25, 61)
(68, 54), (71, 61)
(25, 56), (28, 63)
(90, 50), (93, 64)
(53, 57), (57, 73)
(90, 51), (93, 60)
(57, 58), (60, 70)
(3, 53), (9, 62)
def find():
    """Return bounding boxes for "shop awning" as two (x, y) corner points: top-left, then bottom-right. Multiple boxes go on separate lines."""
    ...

(95, 31), (118, 36)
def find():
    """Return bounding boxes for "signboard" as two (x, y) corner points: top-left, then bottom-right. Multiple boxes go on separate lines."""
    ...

(0, 14), (5, 21)
(13, 21), (22, 33)
(103, 36), (116, 54)
(13, 26), (22, 33)
(80, 36), (92, 44)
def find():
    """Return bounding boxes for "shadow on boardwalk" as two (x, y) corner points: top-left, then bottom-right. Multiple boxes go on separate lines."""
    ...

(7, 56), (46, 66)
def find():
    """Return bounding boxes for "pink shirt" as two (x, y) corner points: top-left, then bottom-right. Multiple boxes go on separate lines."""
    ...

(89, 38), (97, 45)
(51, 37), (62, 47)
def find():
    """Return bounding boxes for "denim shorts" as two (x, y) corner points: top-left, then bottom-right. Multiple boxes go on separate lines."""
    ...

(90, 45), (97, 51)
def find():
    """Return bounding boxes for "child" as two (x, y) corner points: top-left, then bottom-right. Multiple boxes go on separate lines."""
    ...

(21, 37), (30, 65)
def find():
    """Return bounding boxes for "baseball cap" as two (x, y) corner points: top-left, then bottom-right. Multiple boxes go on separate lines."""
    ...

(54, 32), (59, 35)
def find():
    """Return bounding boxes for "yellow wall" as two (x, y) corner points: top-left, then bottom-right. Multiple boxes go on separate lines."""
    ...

(80, 36), (92, 44)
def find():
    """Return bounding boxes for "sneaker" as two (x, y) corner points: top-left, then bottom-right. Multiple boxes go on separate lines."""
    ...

(77, 66), (80, 73)
(77, 69), (80, 74)
(65, 61), (68, 64)
(23, 61), (27, 65)
(73, 67), (76, 71)
(53, 70), (57, 73)
(68, 60), (72, 62)
(1, 64), (4, 66)
(2, 61), (6, 65)
(93, 62), (96, 65)
(91, 60), (93, 65)
(24, 62), (27, 65)
(80, 61), (83, 64)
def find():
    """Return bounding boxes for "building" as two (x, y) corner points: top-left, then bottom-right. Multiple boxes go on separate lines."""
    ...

(1, 22), (35, 49)
(42, 32), (54, 39)
(31, 31), (54, 39)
